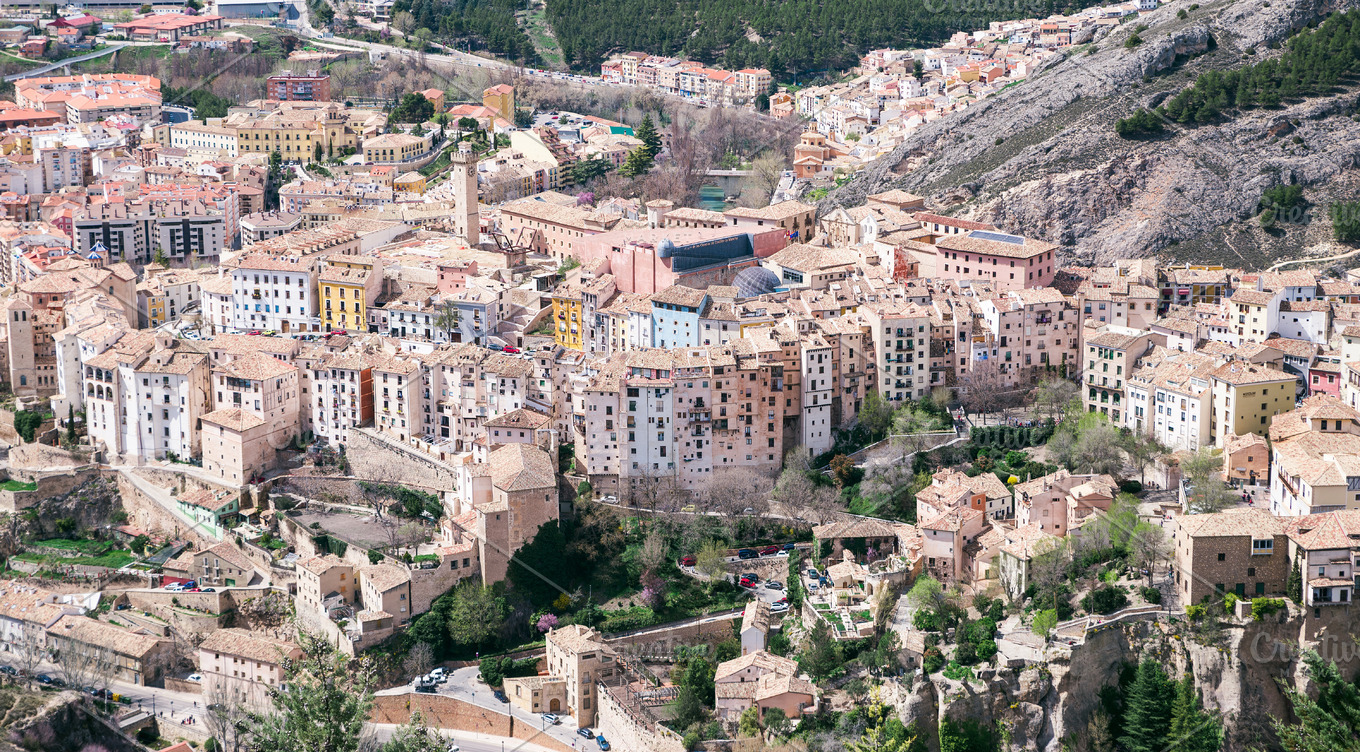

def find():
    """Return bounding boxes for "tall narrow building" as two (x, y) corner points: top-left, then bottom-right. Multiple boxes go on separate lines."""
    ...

(451, 141), (480, 246)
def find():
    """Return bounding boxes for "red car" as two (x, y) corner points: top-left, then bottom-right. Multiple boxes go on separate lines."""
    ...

(759, 545), (781, 556)
(678, 555), (696, 567)
(503, 346), (521, 354)
(738, 575), (757, 588)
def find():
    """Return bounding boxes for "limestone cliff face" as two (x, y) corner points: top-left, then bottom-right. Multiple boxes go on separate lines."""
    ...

(892, 611), (1360, 752)
(825, 0), (1360, 267)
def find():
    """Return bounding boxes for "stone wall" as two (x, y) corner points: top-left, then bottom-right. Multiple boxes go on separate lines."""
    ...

(124, 588), (233, 616)
(164, 677), (202, 695)
(345, 427), (459, 497)
(114, 473), (215, 549)
(596, 682), (687, 752)
(369, 694), (576, 752)
(132, 466), (236, 497)
(409, 563), (463, 616)
(0, 465), (100, 513)
(603, 610), (743, 649)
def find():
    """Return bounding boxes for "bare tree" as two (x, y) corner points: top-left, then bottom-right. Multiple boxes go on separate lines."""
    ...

(637, 528), (669, 575)
(12, 627), (47, 689)
(959, 358), (1008, 424)
(401, 641), (434, 679)
(736, 151), (787, 208)
(1031, 378), (1079, 423)
(54, 639), (98, 691)
(705, 468), (773, 528)
(203, 682), (251, 752)
(1127, 521), (1171, 588)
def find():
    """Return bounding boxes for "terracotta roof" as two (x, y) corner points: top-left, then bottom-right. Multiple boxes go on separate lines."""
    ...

(200, 407), (266, 432)
(546, 624), (608, 655)
(48, 613), (165, 659)
(360, 563), (410, 592)
(198, 628), (298, 665)
(1177, 508), (1283, 538)
(486, 443), (555, 492)
(741, 599), (770, 635)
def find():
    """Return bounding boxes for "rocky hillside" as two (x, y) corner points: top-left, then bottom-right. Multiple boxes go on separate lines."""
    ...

(885, 607), (1358, 752)
(826, 0), (1360, 268)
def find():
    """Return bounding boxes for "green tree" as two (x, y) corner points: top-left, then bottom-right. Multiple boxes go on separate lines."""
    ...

(1288, 560), (1304, 604)
(859, 389), (895, 438)
(798, 624), (841, 682)
(380, 711), (447, 752)
(1274, 650), (1360, 752)
(669, 685), (708, 730)
(446, 582), (507, 649)
(391, 92), (435, 124)
(1120, 659), (1173, 752)
(66, 405), (76, 443)
(680, 657), (715, 705)
(1332, 201), (1360, 243)
(1183, 447), (1233, 513)
(634, 113), (661, 159)
(1168, 673), (1223, 752)
(619, 146), (653, 178)
(738, 706), (761, 737)
(245, 630), (375, 752)
(764, 707), (791, 738)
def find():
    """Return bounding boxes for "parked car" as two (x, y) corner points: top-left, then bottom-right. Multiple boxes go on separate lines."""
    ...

(187, 674), (203, 683)
(771, 601), (790, 613)
(759, 545), (781, 556)
(783, 543), (797, 551)
(415, 681), (436, 694)
(597, 735), (611, 750)
(738, 575), (758, 588)
(737, 549), (758, 560)
(430, 667), (447, 681)
(493, 690), (509, 703)
(807, 582), (819, 592)
(199, 588), (216, 593)
(765, 580), (783, 590)
(164, 583), (185, 592)
(806, 568), (821, 579)
(577, 728), (594, 740)
(679, 504), (696, 513)
(542, 713), (560, 724)
(502, 346), (521, 354)
(35, 675), (54, 685)
(0, 666), (16, 676)
(678, 555), (696, 567)
(488, 343), (505, 351)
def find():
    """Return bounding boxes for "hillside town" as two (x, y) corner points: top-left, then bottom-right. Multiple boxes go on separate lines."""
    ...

(0, 3), (1354, 752)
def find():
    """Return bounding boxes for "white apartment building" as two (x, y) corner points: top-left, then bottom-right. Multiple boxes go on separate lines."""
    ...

(801, 333), (835, 457)
(170, 121), (239, 157)
(83, 333), (211, 463)
(35, 146), (87, 192)
(229, 255), (320, 335)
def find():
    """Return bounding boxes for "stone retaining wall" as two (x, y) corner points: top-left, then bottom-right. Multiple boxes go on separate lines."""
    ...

(369, 694), (575, 752)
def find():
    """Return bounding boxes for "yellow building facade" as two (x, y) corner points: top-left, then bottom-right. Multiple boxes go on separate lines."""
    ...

(550, 290), (583, 350)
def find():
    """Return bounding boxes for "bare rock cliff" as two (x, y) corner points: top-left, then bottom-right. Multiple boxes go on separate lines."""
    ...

(826, 0), (1360, 267)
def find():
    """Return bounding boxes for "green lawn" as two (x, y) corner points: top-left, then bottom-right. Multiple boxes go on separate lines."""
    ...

(15, 549), (132, 569)
(30, 538), (107, 554)
(0, 480), (37, 492)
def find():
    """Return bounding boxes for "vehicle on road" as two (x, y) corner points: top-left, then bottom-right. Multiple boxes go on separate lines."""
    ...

(737, 549), (757, 560)
(597, 735), (611, 750)
(738, 575), (758, 588)
(199, 587), (216, 593)
(765, 580), (783, 590)
(806, 568), (821, 579)
(502, 346), (520, 354)
(187, 674), (203, 682)
(807, 582), (819, 591)
(679, 504), (696, 513)
(493, 689), (508, 703)
(759, 545), (781, 556)
(577, 728), (594, 739)
(542, 713), (560, 724)
(415, 681), (437, 694)
(678, 555), (696, 567)
(783, 543), (796, 551)
(771, 601), (790, 613)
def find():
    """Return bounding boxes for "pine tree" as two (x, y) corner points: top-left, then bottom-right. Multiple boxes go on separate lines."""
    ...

(1120, 659), (1173, 752)
(1274, 650), (1360, 752)
(66, 405), (76, 443)
(1168, 673), (1223, 752)
(634, 113), (661, 160)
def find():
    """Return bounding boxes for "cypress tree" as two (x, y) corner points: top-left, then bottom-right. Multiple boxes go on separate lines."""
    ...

(1120, 659), (1173, 752)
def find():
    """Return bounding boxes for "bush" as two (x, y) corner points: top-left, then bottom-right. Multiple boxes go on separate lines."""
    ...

(922, 647), (944, 674)
(1185, 604), (1206, 621)
(974, 639), (998, 662)
(1118, 480), (1143, 495)
(1141, 586), (1162, 604)
(1251, 597), (1285, 621)
(1223, 592), (1239, 612)
(1082, 586), (1129, 615)
(682, 731), (700, 750)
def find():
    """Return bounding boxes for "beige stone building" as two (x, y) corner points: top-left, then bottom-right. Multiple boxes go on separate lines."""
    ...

(714, 650), (816, 724)
(1171, 508), (1288, 605)
(1209, 361), (1296, 447)
(198, 628), (301, 709)
(358, 563), (413, 624)
(46, 613), (172, 686)
(295, 554), (355, 618)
